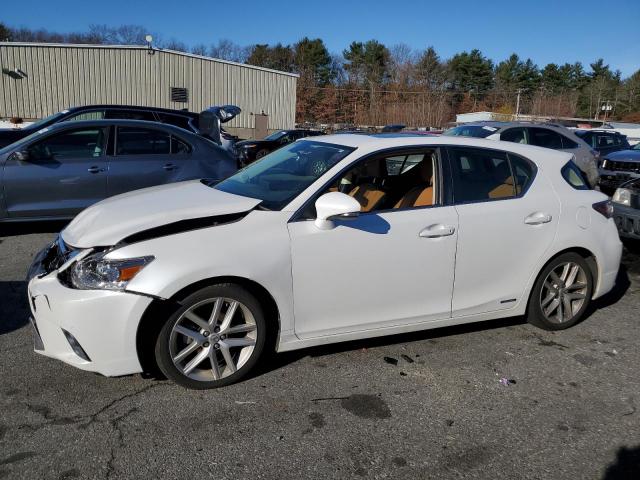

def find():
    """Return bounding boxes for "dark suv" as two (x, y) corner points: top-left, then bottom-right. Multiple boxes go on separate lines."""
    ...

(574, 129), (630, 157)
(0, 105), (235, 148)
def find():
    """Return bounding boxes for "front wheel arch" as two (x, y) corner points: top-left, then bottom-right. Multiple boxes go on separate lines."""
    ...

(135, 276), (280, 377)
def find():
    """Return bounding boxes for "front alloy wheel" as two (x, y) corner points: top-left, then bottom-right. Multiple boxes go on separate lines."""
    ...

(155, 285), (266, 389)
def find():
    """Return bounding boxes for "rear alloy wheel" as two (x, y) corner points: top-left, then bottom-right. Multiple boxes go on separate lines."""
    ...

(527, 253), (593, 330)
(155, 285), (266, 389)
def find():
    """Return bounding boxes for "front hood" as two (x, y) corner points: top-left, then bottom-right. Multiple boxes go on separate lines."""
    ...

(62, 180), (261, 248)
(605, 150), (640, 162)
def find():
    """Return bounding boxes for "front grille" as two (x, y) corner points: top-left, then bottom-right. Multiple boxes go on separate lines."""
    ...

(604, 160), (640, 173)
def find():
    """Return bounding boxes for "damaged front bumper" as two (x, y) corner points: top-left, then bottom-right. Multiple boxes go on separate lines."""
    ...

(26, 242), (153, 377)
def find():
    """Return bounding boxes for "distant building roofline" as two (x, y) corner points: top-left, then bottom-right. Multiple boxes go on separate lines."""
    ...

(0, 42), (300, 78)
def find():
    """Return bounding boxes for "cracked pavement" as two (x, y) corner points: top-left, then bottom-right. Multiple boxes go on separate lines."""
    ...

(1, 224), (639, 479)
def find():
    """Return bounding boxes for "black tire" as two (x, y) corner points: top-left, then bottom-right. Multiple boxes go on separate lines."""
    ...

(255, 149), (269, 160)
(155, 284), (267, 389)
(527, 252), (594, 331)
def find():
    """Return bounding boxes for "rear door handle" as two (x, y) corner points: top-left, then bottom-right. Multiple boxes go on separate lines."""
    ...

(524, 212), (552, 225)
(163, 163), (177, 171)
(87, 166), (105, 174)
(419, 224), (456, 238)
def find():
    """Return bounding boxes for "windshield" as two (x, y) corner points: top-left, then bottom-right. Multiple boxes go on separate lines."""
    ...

(25, 111), (67, 130)
(443, 125), (499, 138)
(264, 130), (287, 141)
(633, 143), (640, 150)
(215, 140), (355, 210)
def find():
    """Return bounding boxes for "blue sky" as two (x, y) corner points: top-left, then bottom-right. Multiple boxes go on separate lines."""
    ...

(3, 0), (639, 76)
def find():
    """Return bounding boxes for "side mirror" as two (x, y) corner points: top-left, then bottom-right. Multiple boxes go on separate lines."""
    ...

(13, 150), (30, 162)
(314, 192), (361, 230)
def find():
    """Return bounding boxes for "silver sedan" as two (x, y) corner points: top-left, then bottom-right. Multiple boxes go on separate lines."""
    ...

(0, 119), (237, 221)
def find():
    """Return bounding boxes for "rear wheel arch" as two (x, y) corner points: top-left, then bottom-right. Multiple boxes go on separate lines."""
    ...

(135, 276), (280, 376)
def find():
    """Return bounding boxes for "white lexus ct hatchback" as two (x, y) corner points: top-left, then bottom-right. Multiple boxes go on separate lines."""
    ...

(27, 135), (622, 389)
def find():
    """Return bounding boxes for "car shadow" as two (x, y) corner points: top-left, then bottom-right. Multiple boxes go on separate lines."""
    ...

(0, 280), (29, 335)
(601, 444), (640, 479)
(250, 315), (527, 382)
(0, 220), (68, 238)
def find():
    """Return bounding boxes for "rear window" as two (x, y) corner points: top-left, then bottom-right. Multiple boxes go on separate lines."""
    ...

(561, 161), (589, 190)
(443, 125), (498, 138)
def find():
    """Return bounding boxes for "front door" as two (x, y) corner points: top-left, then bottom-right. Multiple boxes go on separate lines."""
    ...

(287, 149), (458, 339)
(447, 146), (560, 316)
(3, 126), (108, 218)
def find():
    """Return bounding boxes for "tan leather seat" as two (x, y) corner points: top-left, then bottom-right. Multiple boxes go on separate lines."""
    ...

(488, 176), (517, 198)
(349, 184), (386, 212)
(488, 162), (518, 199)
(394, 160), (434, 208)
(348, 159), (387, 212)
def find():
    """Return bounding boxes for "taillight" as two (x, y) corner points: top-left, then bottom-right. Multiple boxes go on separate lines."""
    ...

(592, 200), (614, 219)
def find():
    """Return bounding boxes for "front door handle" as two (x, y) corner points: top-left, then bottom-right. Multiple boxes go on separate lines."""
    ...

(419, 224), (456, 238)
(524, 212), (552, 225)
(163, 163), (177, 171)
(87, 166), (105, 174)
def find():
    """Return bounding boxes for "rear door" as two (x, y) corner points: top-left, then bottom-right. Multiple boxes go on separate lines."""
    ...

(447, 146), (560, 317)
(3, 127), (108, 218)
(107, 126), (190, 196)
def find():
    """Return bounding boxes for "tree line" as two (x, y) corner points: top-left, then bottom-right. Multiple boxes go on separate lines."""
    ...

(1, 22), (639, 127)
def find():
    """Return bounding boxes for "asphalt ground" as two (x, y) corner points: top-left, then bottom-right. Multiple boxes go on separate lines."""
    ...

(1, 222), (639, 479)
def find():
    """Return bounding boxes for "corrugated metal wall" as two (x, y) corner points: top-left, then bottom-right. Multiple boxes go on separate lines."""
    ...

(0, 43), (297, 131)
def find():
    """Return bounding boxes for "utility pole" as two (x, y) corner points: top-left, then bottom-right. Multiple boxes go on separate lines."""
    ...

(515, 88), (522, 121)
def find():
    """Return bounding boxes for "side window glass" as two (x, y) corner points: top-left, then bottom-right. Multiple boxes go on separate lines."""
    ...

(561, 162), (589, 190)
(508, 154), (536, 195)
(449, 147), (515, 203)
(313, 151), (437, 214)
(65, 110), (105, 121)
(501, 128), (527, 144)
(529, 128), (563, 149)
(596, 134), (614, 148)
(105, 110), (155, 121)
(116, 127), (170, 155)
(561, 135), (579, 149)
(171, 136), (191, 154)
(29, 128), (107, 160)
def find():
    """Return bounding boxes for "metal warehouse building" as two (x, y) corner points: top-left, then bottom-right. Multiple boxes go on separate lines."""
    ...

(0, 42), (298, 137)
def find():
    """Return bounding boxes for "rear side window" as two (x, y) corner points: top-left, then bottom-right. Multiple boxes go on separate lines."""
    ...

(449, 148), (515, 203)
(560, 135), (579, 149)
(171, 136), (192, 154)
(561, 162), (589, 190)
(508, 154), (536, 194)
(116, 127), (170, 155)
(501, 127), (527, 144)
(529, 128), (563, 149)
(443, 125), (498, 138)
(449, 147), (537, 203)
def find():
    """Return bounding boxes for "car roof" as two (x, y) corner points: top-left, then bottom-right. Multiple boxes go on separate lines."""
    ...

(307, 133), (573, 169)
(65, 105), (198, 118)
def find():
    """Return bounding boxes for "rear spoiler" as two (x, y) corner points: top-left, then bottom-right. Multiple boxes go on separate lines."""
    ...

(199, 105), (241, 145)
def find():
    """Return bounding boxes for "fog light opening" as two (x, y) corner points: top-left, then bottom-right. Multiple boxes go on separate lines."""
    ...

(62, 329), (92, 362)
